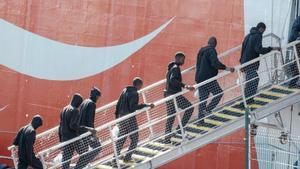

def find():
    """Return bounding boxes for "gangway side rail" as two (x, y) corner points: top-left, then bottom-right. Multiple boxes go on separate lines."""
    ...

(135, 93), (300, 169)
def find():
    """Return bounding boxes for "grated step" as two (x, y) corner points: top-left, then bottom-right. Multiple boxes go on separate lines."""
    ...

(197, 122), (218, 129)
(206, 115), (231, 123)
(253, 100), (269, 105)
(269, 88), (294, 95)
(258, 93), (280, 100)
(185, 131), (201, 138)
(254, 97), (273, 103)
(144, 143), (169, 152)
(204, 118), (224, 126)
(134, 148), (157, 157)
(220, 109), (244, 117)
(213, 112), (237, 120)
(223, 107), (245, 114)
(261, 91), (287, 98)
(273, 85), (299, 92)
(185, 125), (209, 134)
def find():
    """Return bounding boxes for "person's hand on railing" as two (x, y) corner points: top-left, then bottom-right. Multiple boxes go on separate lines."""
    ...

(225, 67), (235, 73)
(86, 127), (97, 135)
(272, 47), (281, 51)
(184, 85), (195, 91)
(147, 103), (155, 109)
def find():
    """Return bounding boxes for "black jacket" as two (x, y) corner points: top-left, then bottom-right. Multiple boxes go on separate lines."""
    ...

(13, 117), (42, 165)
(165, 62), (185, 94)
(115, 86), (147, 118)
(59, 94), (86, 142)
(78, 98), (96, 135)
(289, 16), (300, 43)
(240, 27), (272, 70)
(195, 46), (226, 83)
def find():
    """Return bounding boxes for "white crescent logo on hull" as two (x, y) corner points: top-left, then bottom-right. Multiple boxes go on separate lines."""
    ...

(0, 17), (175, 81)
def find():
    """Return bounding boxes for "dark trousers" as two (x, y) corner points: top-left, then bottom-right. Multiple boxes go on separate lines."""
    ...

(288, 62), (299, 87)
(198, 80), (223, 119)
(75, 135), (101, 169)
(164, 93), (194, 141)
(18, 157), (43, 169)
(62, 140), (85, 169)
(244, 68), (259, 104)
(286, 48), (300, 87)
(115, 116), (139, 161)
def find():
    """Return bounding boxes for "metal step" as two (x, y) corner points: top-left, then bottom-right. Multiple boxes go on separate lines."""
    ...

(254, 97), (273, 103)
(213, 112), (238, 120)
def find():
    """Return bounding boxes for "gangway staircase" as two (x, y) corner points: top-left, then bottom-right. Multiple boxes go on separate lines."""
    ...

(91, 41), (300, 169)
(9, 35), (300, 169)
(96, 85), (300, 169)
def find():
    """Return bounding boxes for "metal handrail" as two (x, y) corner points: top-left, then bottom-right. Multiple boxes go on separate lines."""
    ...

(36, 39), (286, 157)
(20, 33), (279, 143)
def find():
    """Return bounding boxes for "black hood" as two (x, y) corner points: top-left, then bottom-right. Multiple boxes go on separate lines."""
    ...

(167, 62), (177, 71)
(31, 115), (43, 129)
(71, 93), (83, 108)
(90, 87), (101, 102)
(250, 27), (261, 35)
(208, 37), (217, 48)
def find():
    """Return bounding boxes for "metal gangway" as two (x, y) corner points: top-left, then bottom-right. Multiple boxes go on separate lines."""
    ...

(10, 34), (300, 169)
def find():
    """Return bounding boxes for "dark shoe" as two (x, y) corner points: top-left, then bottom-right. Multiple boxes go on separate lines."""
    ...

(238, 102), (255, 111)
(123, 158), (135, 164)
(164, 139), (172, 144)
(237, 102), (245, 109)
(111, 159), (118, 168)
(289, 84), (300, 89)
(164, 132), (175, 144)
(250, 124), (258, 136)
(246, 98), (254, 105)
(196, 119), (205, 126)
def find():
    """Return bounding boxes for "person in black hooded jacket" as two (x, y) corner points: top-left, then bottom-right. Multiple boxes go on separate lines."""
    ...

(113, 77), (154, 165)
(240, 22), (280, 105)
(287, 16), (300, 88)
(195, 37), (235, 121)
(13, 115), (43, 169)
(289, 16), (300, 43)
(59, 93), (96, 169)
(76, 87), (102, 169)
(164, 52), (195, 144)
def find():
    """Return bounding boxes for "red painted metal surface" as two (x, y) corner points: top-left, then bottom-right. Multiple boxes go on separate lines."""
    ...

(0, 0), (254, 168)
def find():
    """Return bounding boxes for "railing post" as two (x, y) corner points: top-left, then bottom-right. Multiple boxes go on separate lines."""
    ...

(271, 151), (275, 169)
(141, 92), (154, 138)
(109, 125), (121, 169)
(173, 97), (186, 142)
(264, 56), (273, 84)
(237, 70), (247, 109)
(293, 44), (300, 78)
(237, 69), (251, 169)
